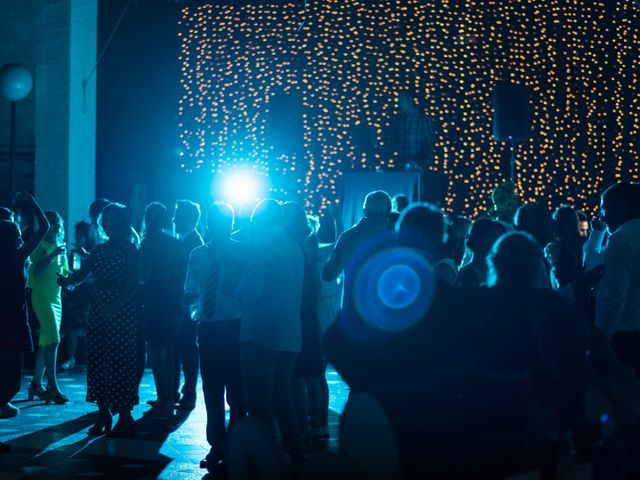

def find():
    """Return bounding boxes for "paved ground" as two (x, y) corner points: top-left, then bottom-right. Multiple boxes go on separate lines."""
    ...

(0, 367), (349, 479)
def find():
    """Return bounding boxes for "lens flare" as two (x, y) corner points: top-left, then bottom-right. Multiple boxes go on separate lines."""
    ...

(354, 248), (436, 333)
(377, 264), (421, 310)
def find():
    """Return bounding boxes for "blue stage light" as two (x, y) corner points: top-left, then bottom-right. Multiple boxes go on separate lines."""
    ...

(220, 172), (259, 206)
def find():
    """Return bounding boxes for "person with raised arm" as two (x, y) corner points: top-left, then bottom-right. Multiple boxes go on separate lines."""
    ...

(0, 192), (50, 453)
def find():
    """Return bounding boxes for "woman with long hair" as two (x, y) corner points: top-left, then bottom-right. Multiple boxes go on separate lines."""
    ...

(544, 205), (584, 288)
(282, 202), (326, 447)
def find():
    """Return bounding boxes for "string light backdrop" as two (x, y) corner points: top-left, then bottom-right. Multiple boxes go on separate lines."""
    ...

(178, 0), (640, 216)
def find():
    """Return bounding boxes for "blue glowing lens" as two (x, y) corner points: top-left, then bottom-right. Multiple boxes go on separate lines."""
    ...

(354, 248), (436, 333)
(377, 264), (421, 310)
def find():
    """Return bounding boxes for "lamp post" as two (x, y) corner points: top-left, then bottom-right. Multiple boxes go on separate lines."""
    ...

(0, 63), (33, 194)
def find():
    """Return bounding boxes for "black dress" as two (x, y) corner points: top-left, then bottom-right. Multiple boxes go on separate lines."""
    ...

(86, 242), (140, 410)
(0, 254), (32, 352)
(140, 233), (185, 348)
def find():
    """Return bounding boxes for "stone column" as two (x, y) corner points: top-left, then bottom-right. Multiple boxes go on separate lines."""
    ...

(35, 0), (96, 238)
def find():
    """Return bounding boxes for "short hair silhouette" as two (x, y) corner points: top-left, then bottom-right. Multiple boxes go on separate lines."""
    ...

(206, 201), (234, 236)
(251, 199), (283, 230)
(363, 191), (392, 220)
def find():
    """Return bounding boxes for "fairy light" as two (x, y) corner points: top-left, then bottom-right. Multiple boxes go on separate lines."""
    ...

(178, 1), (640, 216)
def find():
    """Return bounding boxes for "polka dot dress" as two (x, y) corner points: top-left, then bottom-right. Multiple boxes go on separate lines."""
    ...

(86, 242), (140, 411)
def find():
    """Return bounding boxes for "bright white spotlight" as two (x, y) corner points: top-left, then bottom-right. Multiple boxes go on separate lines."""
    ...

(223, 173), (258, 205)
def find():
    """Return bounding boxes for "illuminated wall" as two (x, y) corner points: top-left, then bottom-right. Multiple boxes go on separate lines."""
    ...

(178, 0), (640, 216)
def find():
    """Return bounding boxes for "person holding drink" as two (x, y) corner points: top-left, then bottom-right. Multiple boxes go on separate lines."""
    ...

(27, 210), (70, 404)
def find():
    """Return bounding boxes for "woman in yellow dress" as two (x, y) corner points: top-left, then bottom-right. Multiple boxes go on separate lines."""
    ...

(28, 211), (69, 404)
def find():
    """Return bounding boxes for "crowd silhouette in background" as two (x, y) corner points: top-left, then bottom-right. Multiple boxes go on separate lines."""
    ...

(1, 180), (640, 479)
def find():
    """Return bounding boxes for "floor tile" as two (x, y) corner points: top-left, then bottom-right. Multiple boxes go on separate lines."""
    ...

(0, 367), (347, 479)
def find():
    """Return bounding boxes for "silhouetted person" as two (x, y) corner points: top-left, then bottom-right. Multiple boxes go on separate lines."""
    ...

(326, 225), (588, 478)
(323, 190), (396, 316)
(396, 203), (455, 283)
(392, 91), (434, 170)
(88, 198), (111, 246)
(514, 203), (554, 288)
(60, 221), (95, 371)
(545, 206), (584, 288)
(456, 218), (506, 287)
(488, 181), (519, 226)
(324, 230), (522, 478)
(392, 194), (409, 213)
(185, 202), (245, 474)
(89, 198), (140, 248)
(172, 199), (204, 411)
(0, 192), (49, 452)
(13, 204), (35, 245)
(139, 202), (186, 418)
(444, 215), (472, 269)
(595, 183), (640, 375)
(388, 210), (401, 230)
(486, 232), (589, 466)
(60, 203), (141, 437)
(0, 207), (13, 221)
(583, 215), (607, 271)
(283, 202), (325, 445)
(315, 213), (341, 440)
(234, 199), (305, 462)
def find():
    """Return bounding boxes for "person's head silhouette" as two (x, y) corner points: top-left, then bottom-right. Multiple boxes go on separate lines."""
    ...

(363, 191), (392, 223)
(600, 182), (640, 234)
(487, 231), (543, 289)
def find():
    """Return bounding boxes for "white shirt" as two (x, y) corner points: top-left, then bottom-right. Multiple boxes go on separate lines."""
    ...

(184, 240), (242, 322)
(595, 218), (640, 338)
(583, 229), (607, 271)
(317, 243), (341, 335)
(235, 230), (304, 352)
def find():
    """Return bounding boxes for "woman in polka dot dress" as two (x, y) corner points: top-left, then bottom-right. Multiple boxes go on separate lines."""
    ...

(59, 203), (141, 437)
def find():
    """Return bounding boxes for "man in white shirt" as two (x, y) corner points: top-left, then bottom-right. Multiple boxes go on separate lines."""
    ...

(583, 217), (607, 271)
(173, 199), (204, 412)
(595, 182), (640, 374)
(184, 202), (244, 474)
(234, 199), (305, 463)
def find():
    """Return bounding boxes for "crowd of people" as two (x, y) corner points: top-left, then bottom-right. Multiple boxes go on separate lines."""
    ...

(1, 180), (640, 479)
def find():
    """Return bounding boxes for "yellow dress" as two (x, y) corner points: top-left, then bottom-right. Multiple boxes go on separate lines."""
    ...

(28, 240), (69, 346)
